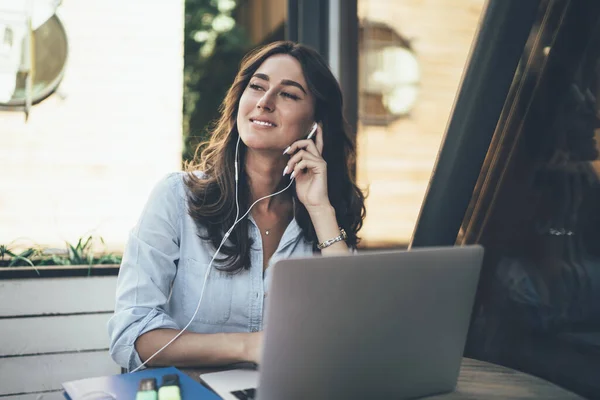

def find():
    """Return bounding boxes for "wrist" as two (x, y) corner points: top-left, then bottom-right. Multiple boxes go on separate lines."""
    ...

(225, 333), (250, 363)
(317, 227), (347, 250)
(308, 205), (344, 246)
(239, 333), (252, 362)
(306, 203), (335, 218)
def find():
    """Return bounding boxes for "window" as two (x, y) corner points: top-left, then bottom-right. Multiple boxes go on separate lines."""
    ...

(460, 2), (600, 397)
(359, 20), (420, 125)
(355, 0), (486, 248)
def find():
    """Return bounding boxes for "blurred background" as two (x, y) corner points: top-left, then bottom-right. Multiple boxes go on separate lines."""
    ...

(0, 0), (485, 252)
(3, 2), (600, 398)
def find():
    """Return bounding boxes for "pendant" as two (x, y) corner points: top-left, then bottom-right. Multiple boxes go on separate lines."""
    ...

(265, 230), (270, 236)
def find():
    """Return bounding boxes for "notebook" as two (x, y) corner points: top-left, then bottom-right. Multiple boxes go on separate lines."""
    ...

(62, 366), (220, 400)
(200, 245), (484, 399)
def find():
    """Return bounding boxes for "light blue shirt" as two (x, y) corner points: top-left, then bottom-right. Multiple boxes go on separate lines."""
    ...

(107, 172), (315, 371)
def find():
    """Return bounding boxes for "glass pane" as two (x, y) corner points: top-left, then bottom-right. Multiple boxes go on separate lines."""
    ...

(236, 0), (286, 44)
(461, 1), (600, 398)
(183, 0), (286, 163)
(1, 1), (186, 253)
(356, 0), (487, 248)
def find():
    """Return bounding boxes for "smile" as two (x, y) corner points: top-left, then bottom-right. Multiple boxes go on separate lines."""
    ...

(250, 119), (276, 127)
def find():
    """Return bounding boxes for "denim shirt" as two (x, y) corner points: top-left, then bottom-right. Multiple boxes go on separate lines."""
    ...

(107, 172), (315, 371)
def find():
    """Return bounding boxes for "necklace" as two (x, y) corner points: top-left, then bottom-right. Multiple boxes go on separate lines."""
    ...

(259, 198), (296, 237)
(263, 223), (278, 236)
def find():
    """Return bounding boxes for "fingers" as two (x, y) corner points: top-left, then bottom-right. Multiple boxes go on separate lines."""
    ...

(282, 149), (326, 178)
(283, 150), (315, 174)
(283, 136), (321, 157)
(289, 160), (310, 179)
(282, 124), (326, 178)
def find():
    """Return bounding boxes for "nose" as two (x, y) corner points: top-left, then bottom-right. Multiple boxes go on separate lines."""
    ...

(256, 91), (275, 112)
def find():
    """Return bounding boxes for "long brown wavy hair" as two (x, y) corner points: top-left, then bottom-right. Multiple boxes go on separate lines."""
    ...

(184, 41), (366, 273)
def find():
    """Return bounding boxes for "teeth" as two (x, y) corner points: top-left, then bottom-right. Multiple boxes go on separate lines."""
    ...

(252, 120), (274, 127)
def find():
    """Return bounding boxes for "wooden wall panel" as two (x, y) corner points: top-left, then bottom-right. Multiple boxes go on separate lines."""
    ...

(0, 277), (117, 317)
(0, 351), (120, 396)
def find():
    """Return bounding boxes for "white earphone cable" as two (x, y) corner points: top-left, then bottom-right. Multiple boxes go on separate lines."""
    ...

(130, 136), (294, 372)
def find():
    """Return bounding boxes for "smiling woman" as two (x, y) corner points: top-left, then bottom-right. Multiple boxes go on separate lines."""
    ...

(184, 41), (366, 270)
(108, 41), (366, 372)
(237, 55), (315, 152)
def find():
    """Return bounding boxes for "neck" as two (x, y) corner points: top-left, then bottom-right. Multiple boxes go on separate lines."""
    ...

(244, 149), (292, 211)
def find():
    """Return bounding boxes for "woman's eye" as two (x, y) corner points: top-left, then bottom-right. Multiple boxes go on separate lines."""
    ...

(281, 92), (300, 100)
(249, 83), (264, 91)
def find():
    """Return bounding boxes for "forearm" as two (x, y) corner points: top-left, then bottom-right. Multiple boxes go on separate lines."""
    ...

(308, 204), (349, 255)
(135, 328), (252, 367)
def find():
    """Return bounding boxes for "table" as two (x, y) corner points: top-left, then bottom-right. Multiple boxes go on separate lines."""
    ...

(181, 358), (585, 399)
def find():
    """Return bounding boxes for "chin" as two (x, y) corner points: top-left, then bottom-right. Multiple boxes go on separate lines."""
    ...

(240, 130), (281, 151)
(240, 134), (279, 152)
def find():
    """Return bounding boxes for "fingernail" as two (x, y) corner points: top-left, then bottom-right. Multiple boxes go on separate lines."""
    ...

(283, 146), (291, 155)
(290, 171), (296, 179)
(283, 166), (289, 176)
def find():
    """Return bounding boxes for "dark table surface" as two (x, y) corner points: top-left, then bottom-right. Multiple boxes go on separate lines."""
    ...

(180, 357), (584, 399)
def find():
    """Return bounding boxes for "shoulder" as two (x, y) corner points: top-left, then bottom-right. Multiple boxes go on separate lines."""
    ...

(178, 170), (212, 199)
(154, 170), (207, 194)
(137, 171), (208, 231)
(141, 172), (198, 220)
(149, 172), (186, 199)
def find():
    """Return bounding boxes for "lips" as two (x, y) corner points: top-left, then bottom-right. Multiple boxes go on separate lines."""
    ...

(250, 118), (277, 127)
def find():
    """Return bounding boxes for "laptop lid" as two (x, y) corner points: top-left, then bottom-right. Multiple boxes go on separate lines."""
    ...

(257, 245), (484, 400)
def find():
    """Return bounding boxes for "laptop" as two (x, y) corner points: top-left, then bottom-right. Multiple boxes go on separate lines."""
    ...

(200, 245), (484, 400)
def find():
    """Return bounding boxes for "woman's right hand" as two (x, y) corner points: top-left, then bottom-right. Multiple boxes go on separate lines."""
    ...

(243, 331), (264, 364)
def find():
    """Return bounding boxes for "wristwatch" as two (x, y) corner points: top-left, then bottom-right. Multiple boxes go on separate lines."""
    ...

(317, 227), (348, 250)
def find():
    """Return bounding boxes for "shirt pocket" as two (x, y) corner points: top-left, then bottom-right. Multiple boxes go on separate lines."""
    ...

(181, 257), (233, 325)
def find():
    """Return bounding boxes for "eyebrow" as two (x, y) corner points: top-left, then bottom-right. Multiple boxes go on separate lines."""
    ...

(252, 73), (307, 94)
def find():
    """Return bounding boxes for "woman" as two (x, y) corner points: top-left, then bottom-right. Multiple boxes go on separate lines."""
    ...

(108, 41), (366, 371)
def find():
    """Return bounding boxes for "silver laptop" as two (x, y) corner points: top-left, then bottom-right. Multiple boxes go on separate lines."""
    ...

(200, 245), (484, 400)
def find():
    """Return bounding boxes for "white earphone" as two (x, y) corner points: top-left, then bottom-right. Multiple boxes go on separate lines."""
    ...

(306, 122), (317, 140)
(130, 124), (316, 372)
